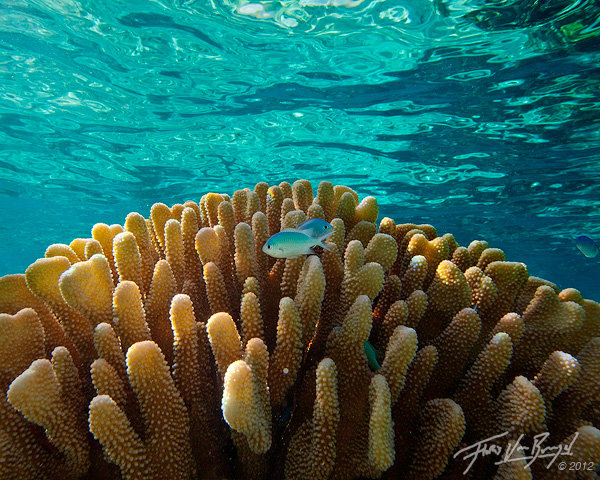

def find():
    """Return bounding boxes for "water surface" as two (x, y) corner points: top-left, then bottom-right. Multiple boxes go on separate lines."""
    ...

(1, 0), (599, 298)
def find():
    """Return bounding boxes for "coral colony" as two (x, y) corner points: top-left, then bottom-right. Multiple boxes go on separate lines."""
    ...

(1, 180), (599, 480)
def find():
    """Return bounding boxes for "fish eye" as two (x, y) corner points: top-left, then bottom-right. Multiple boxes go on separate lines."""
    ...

(267, 245), (271, 249)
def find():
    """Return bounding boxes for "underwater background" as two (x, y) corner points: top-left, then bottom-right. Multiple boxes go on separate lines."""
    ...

(0, 0), (599, 299)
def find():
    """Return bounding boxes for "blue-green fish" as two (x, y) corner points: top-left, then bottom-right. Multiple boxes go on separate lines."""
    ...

(575, 235), (599, 258)
(364, 340), (381, 371)
(331, 328), (381, 371)
(294, 218), (334, 240)
(263, 230), (331, 258)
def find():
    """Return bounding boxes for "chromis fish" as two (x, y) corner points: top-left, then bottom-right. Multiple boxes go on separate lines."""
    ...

(262, 230), (331, 258)
(364, 340), (381, 371)
(575, 235), (599, 258)
(331, 327), (381, 371)
(293, 218), (334, 240)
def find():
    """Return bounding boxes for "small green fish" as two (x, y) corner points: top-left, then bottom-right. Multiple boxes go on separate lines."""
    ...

(364, 340), (381, 371)
(263, 230), (331, 258)
(331, 328), (381, 371)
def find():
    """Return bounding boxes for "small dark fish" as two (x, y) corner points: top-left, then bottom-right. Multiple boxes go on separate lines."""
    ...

(575, 235), (599, 258)
(278, 403), (293, 428)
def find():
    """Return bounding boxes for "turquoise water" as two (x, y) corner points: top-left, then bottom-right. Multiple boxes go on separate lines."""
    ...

(1, 0), (599, 299)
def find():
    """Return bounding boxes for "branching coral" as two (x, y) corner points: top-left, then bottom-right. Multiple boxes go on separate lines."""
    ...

(1, 180), (599, 480)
